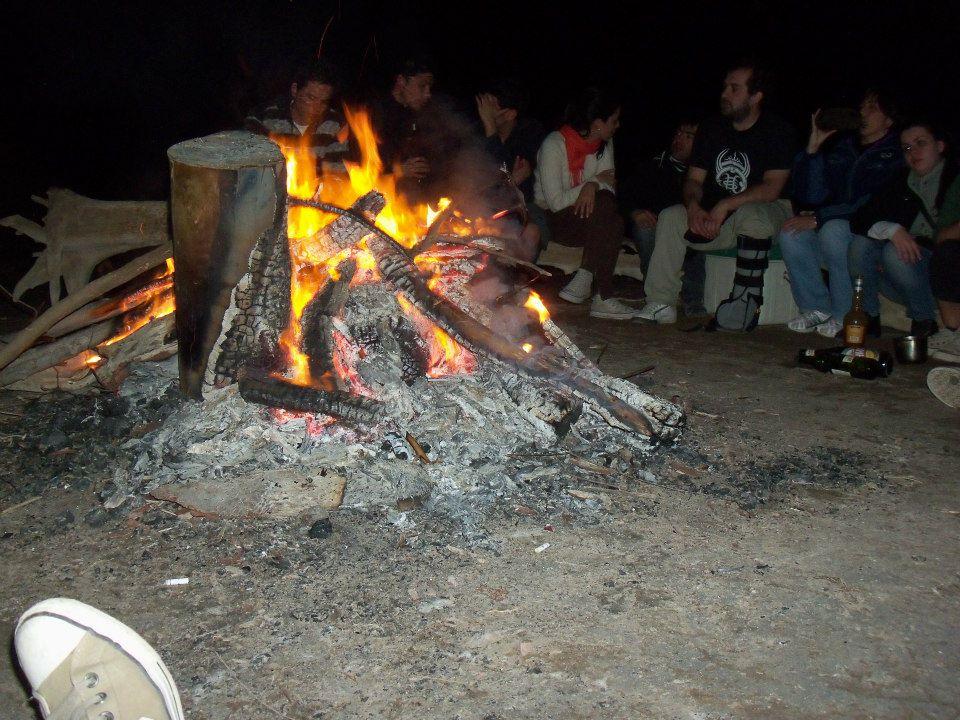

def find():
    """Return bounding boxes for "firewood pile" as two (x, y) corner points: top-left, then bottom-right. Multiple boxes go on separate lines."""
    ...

(0, 190), (176, 392)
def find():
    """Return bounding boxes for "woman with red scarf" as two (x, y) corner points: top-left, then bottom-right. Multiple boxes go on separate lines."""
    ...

(533, 87), (635, 319)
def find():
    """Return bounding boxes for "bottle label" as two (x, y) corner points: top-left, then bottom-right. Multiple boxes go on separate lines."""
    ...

(844, 326), (865, 346)
(841, 347), (878, 360)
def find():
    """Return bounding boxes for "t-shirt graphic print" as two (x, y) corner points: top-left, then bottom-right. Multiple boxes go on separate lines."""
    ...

(690, 113), (796, 209)
(715, 149), (751, 194)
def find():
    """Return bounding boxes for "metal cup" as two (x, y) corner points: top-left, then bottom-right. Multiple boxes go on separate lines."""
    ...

(894, 335), (928, 364)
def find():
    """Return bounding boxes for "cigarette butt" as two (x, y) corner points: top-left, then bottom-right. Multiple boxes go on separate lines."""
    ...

(163, 577), (189, 586)
(534, 543), (550, 554)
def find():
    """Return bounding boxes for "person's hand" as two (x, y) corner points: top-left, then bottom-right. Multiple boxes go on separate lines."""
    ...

(687, 203), (715, 239)
(595, 169), (616, 188)
(573, 181), (598, 218)
(475, 93), (499, 137)
(704, 199), (731, 236)
(631, 209), (658, 230)
(512, 156), (532, 185)
(781, 215), (818, 234)
(806, 109), (837, 154)
(401, 157), (430, 180)
(890, 227), (923, 264)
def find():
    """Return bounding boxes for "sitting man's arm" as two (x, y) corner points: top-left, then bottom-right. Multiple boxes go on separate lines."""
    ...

(683, 167), (716, 238)
(706, 169), (790, 231)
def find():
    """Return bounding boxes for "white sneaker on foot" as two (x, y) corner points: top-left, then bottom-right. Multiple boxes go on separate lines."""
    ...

(589, 295), (640, 320)
(928, 329), (960, 363)
(636, 302), (677, 324)
(816, 318), (843, 338)
(558, 268), (593, 304)
(787, 310), (831, 333)
(927, 367), (960, 408)
(15, 597), (185, 720)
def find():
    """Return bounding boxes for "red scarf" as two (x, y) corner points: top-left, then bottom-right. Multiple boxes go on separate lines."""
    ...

(559, 125), (602, 184)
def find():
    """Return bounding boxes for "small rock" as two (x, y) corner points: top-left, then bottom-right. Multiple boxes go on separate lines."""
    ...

(55, 510), (76, 527)
(307, 517), (333, 539)
(83, 507), (110, 527)
(519, 641), (534, 658)
(418, 598), (453, 614)
(39, 430), (69, 452)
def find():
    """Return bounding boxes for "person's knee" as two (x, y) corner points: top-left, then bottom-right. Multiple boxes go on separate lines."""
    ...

(847, 235), (874, 271)
(817, 220), (852, 260)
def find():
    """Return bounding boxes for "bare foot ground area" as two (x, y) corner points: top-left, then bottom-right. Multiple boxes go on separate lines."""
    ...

(1, 301), (958, 719)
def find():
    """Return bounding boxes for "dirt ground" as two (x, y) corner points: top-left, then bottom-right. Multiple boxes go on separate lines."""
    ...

(1, 298), (958, 719)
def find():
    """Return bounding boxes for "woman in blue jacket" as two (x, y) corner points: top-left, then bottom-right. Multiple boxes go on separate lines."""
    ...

(780, 91), (903, 337)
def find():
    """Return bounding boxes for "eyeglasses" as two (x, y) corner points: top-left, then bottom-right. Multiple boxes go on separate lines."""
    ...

(902, 138), (932, 153)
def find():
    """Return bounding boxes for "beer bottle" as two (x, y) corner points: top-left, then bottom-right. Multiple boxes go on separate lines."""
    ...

(843, 276), (868, 348)
(797, 346), (893, 379)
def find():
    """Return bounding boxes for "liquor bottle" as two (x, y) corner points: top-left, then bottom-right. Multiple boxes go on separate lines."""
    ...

(797, 346), (893, 379)
(843, 276), (869, 347)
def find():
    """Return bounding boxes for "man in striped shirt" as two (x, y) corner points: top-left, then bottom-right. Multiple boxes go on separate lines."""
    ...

(245, 62), (354, 175)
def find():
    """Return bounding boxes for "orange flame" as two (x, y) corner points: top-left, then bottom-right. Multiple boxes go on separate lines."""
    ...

(524, 291), (550, 324)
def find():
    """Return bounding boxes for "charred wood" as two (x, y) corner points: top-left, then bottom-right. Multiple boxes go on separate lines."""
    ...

(239, 371), (384, 425)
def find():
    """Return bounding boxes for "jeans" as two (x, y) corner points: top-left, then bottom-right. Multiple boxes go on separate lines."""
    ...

(779, 219), (854, 319)
(644, 200), (791, 306)
(633, 225), (706, 309)
(848, 235), (937, 320)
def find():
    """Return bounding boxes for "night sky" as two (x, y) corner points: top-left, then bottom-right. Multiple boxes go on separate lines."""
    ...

(3, 1), (957, 220)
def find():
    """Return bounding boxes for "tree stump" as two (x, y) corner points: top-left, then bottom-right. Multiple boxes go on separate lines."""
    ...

(167, 132), (289, 398)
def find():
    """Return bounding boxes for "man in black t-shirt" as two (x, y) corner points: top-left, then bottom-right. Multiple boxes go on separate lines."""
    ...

(638, 62), (796, 324)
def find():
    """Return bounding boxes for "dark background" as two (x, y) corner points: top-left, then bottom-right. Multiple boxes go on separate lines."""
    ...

(2, 1), (957, 238)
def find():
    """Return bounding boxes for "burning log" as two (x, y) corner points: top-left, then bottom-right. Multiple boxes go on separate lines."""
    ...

(0, 245), (172, 373)
(238, 370), (384, 425)
(363, 229), (672, 439)
(0, 320), (115, 387)
(0, 189), (169, 304)
(167, 132), (290, 398)
(2, 314), (176, 393)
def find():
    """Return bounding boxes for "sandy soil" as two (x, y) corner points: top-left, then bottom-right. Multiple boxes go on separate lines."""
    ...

(1, 302), (958, 719)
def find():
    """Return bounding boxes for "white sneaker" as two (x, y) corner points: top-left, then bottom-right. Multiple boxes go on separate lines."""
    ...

(589, 295), (640, 320)
(15, 597), (185, 720)
(816, 318), (843, 338)
(636, 302), (677, 324)
(558, 268), (593, 304)
(927, 367), (960, 408)
(787, 310), (831, 333)
(928, 329), (960, 363)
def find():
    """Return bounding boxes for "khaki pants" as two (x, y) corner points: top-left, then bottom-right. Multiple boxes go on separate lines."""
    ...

(643, 200), (792, 306)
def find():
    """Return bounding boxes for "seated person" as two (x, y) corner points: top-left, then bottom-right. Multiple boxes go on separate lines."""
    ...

(533, 86), (637, 320)
(368, 55), (435, 203)
(780, 90), (903, 337)
(619, 119), (707, 315)
(244, 61), (353, 175)
(849, 120), (958, 339)
(637, 61), (795, 324)
(476, 79), (546, 260)
(928, 176), (960, 360)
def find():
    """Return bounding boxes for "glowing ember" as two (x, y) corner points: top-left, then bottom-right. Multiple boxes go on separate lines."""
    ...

(522, 343), (533, 354)
(85, 352), (104, 367)
(524, 291), (550, 324)
(396, 294), (477, 378)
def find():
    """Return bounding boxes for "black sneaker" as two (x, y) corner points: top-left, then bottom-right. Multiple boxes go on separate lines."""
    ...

(910, 319), (938, 338)
(867, 314), (882, 338)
